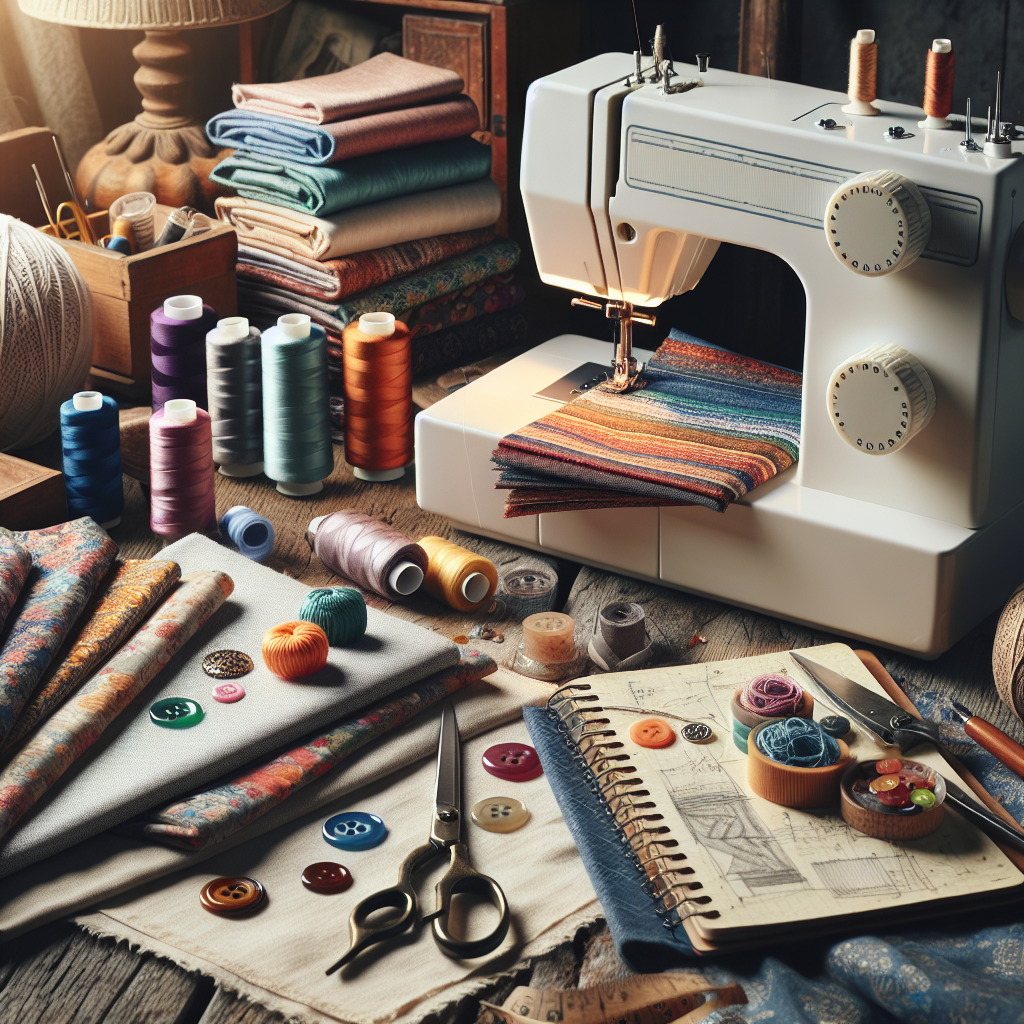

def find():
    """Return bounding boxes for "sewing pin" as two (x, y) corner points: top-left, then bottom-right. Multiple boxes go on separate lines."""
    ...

(31, 164), (56, 233)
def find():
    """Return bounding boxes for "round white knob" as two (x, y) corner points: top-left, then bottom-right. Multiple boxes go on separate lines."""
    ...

(826, 343), (936, 454)
(824, 170), (931, 276)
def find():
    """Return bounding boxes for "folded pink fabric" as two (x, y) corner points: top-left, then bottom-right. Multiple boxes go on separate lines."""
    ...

(231, 52), (464, 125)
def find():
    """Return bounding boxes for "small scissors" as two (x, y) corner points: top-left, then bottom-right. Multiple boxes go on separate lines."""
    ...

(326, 702), (510, 974)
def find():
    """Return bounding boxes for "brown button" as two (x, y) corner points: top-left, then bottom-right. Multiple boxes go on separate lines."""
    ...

(629, 718), (675, 748)
(471, 797), (530, 833)
(301, 861), (353, 893)
(199, 876), (265, 914)
(202, 650), (255, 679)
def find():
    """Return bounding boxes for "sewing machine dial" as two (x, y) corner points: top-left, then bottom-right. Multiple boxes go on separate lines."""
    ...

(824, 170), (932, 276)
(827, 343), (936, 454)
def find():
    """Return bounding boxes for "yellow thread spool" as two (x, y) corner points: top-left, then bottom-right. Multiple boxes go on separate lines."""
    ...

(418, 535), (498, 611)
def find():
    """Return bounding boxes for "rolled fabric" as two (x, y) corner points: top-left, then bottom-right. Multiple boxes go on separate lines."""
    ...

(206, 95), (481, 166)
(0, 519), (118, 740)
(126, 650), (496, 850)
(0, 534), (32, 637)
(0, 559), (181, 755)
(215, 179), (502, 262)
(0, 569), (233, 841)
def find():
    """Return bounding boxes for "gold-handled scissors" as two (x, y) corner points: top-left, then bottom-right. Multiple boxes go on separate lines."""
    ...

(326, 702), (510, 974)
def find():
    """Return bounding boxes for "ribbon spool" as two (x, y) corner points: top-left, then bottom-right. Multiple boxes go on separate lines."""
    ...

(588, 602), (654, 672)
(59, 391), (123, 529)
(219, 505), (274, 561)
(919, 38), (955, 130)
(298, 586), (367, 646)
(841, 28), (879, 117)
(262, 313), (334, 496)
(342, 312), (413, 482)
(262, 620), (330, 678)
(839, 760), (946, 841)
(150, 295), (218, 412)
(746, 720), (850, 808)
(418, 535), (498, 612)
(496, 567), (558, 619)
(206, 315), (264, 478)
(731, 678), (813, 729)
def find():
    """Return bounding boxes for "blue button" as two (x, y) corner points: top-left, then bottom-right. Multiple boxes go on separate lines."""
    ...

(322, 811), (387, 851)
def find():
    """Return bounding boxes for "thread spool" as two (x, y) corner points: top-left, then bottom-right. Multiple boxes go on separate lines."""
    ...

(496, 567), (558, 619)
(993, 581), (1024, 723)
(523, 612), (577, 665)
(841, 29), (879, 117)
(299, 587), (367, 646)
(262, 313), (333, 496)
(206, 315), (264, 477)
(342, 312), (413, 482)
(59, 391), (123, 529)
(108, 191), (156, 251)
(262, 620), (330, 678)
(149, 399), (217, 542)
(418, 535), (498, 612)
(219, 505), (274, 561)
(747, 720), (851, 808)
(151, 296), (218, 412)
(598, 603), (646, 659)
(309, 510), (426, 600)
(731, 675), (813, 729)
(919, 39), (955, 130)
(108, 219), (136, 254)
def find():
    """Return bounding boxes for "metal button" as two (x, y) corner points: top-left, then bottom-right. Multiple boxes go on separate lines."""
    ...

(481, 743), (543, 782)
(199, 876), (265, 914)
(202, 649), (254, 679)
(629, 718), (675, 749)
(471, 797), (530, 833)
(211, 681), (246, 703)
(322, 811), (387, 851)
(301, 861), (353, 893)
(150, 697), (204, 729)
(681, 722), (714, 744)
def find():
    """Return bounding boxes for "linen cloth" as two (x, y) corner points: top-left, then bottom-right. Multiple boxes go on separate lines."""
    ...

(0, 518), (117, 740)
(209, 137), (492, 217)
(0, 533), (31, 636)
(493, 331), (802, 517)
(232, 52), (463, 124)
(207, 96), (480, 166)
(216, 179), (502, 261)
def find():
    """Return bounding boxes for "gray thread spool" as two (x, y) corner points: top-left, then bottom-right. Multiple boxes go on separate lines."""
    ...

(497, 567), (557, 620)
(206, 316), (264, 477)
(599, 602), (646, 659)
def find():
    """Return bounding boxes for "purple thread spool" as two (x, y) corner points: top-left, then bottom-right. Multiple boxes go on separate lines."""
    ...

(150, 295), (218, 412)
(738, 673), (803, 717)
(150, 399), (217, 542)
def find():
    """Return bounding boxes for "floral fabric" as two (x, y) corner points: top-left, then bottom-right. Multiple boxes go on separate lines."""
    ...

(0, 533), (32, 637)
(403, 272), (526, 339)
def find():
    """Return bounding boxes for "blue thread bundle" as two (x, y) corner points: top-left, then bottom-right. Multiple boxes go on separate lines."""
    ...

(755, 718), (840, 768)
(299, 587), (367, 646)
(59, 392), (123, 527)
(219, 505), (274, 561)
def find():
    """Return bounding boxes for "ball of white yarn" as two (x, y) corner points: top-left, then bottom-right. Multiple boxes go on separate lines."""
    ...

(0, 215), (93, 451)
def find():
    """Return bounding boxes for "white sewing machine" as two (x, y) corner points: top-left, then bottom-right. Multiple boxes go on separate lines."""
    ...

(416, 46), (1024, 657)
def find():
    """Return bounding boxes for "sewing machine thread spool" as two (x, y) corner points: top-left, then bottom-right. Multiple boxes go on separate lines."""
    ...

(522, 613), (577, 665)
(418, 535), (498, 612)
(206, 315), (264, 478)
(598, 602), (646, 659)
(920, 39), (955, 130)
(219, 505), (274, 561)
(842, 29), (879, 117)
(60, 391), (123, 529)
(151, 295), (217, 412)
(496, 567), (558, 620)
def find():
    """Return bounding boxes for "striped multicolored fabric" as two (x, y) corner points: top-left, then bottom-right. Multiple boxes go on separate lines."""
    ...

(493, 331), (801, 517)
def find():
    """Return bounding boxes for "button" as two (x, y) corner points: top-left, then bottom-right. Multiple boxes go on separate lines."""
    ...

(199, 876), (265, 914)
(821, 715), (851, 738)
(681, 722), (714, 744)
(875, 758), (903, 775)
(471, 797), (530, 833)
(909, 788), (937, 809)
(629, 718), (675, 749)
(481, 743), (543, 782)
(301, 861), (353, 893)
(876, 782), (913, 808)
(202, 649), (254, 679)
(323, 811), (387, 851)
(870, 774), (900, 792)
(150, 697), (204, 729)
(212, 681), (246, 703)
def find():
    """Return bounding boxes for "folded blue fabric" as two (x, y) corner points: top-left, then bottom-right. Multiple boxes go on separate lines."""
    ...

(208, 111), (339, 164)
(209, 136), (492, 216)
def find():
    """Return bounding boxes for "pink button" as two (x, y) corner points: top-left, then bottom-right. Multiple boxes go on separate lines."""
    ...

(212, 681), (246, 703)
(482, 742), (543, 782)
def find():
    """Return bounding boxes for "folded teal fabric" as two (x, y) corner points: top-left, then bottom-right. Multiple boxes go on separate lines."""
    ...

(209, 136), (492, 216)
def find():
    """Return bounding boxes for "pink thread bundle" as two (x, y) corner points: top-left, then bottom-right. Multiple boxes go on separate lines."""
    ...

(149, 405), (217, 541)
(738, 674), (804, 717)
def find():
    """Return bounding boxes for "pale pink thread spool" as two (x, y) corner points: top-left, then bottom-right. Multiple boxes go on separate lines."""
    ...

(522, 612), (577, 665)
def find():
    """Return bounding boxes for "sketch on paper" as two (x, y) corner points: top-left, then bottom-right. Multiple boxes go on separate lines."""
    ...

(812, 854), (935, 899)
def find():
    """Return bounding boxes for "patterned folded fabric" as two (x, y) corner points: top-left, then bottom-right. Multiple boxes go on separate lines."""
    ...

(493, 331), (802, 517)
(216, 180), (501, 261)
(231, 52), (463, 124)
(404, 272), (526, 339)
(124, 650), (496, 850)
(0, 534), (32, 637)
(0, 570), (233, 841)
(0, 559), (181, 755)
(236, 228), (496, 302)
(209, 136), (492, 217)
(0, 519), (117, 740)
(207, 95), (480, 165)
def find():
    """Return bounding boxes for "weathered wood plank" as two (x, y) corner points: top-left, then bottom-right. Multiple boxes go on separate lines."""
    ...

(99, 955), (211, 1024)
(198, 988), (287, 1024)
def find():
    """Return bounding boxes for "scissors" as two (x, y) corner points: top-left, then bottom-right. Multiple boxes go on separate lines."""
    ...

(791, 651), (1024, 855)
(326, 702), (510, 974)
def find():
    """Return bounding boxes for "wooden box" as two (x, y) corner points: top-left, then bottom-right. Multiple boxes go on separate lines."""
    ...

(42, 206), (237, 401)
(0, 453), (66, 530)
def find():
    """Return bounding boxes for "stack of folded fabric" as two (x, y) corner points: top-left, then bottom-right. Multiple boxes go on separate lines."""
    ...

(209, 52), (528, 392)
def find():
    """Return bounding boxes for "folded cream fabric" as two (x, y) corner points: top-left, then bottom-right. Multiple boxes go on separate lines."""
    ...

(231, 52), (464, 124)
(216, 178), (501, 261)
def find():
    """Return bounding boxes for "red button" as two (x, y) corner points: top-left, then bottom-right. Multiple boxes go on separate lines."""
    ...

(301, 861), (353, 893)
(482, 742), (543, 782)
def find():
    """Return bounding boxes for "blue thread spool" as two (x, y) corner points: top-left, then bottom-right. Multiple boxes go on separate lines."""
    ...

(219, 505), (274, 561)
(106, 235), (132, 255)
(59, 391), (123, 529)
(261, 313), (333, 497)
(299, 587), (367, 646)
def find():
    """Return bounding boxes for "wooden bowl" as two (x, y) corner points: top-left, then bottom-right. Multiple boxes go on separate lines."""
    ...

(746, 721), (850, 808)
(839, 759), (945, 841)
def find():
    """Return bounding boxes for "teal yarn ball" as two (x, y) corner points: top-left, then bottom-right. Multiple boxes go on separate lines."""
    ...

(299, 587), (367, 646)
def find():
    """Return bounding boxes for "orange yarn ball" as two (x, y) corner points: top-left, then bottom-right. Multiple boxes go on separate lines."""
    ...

(262, 620), (330, 679)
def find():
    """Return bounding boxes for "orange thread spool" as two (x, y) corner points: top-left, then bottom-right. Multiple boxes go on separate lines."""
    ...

(342, 312), (413, 482)
(921, 39), (955, 128)
(262, 620), (330, 678)
(842, 29), (879, 117)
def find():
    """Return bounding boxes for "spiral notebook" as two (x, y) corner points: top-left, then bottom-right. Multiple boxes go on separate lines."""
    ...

(547, 643), (1024, 953)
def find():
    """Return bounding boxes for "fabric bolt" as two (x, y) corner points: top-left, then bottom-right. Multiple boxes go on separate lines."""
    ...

(0, 570), (232, 843)
(236, 228), (497, 303)
(215, 179), (502, 261)
(0, 559), (181, 756)
(206, 95), (480, 166)
(209, 136), (492, 217)
(403, 272), (526, 339)
(494, 331), (802, 517)
(0, 519), (117, 741)
(0, 534), (32, 637)
(231, 52), (464, 124)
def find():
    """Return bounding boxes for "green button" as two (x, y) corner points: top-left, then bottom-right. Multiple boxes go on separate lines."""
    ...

(150, 697), (205, 729)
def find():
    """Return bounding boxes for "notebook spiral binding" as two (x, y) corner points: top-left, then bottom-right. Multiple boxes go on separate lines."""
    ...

(547, 682), (715, 931)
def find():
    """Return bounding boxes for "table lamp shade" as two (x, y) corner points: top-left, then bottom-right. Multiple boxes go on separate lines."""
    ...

(18, 0), (288, 28)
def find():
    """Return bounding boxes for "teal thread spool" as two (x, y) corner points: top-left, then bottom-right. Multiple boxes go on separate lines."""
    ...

(299, 587), (367, 646)
(261, 313), (333, 496)
(733, 719), (751, 754)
